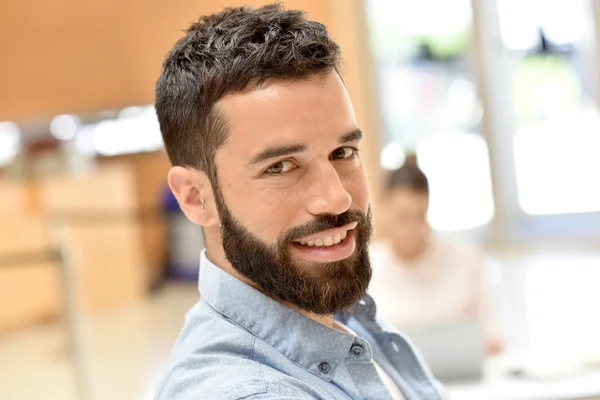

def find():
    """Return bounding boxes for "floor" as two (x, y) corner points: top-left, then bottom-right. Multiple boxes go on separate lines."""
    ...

(1, 249), (600, 400)
(0, 283), (200, 400)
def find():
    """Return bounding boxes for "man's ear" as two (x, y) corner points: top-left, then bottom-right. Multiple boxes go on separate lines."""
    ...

(167, 166), (219, 227)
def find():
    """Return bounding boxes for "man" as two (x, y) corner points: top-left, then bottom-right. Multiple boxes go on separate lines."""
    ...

(154, 4), (445, 400)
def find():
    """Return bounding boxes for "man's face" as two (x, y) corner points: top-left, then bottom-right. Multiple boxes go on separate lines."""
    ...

(213, 72), (372, 315)
(385, 188), (431, 258)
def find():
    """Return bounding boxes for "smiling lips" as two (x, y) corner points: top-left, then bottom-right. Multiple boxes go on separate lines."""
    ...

(293, 222), (358, 248)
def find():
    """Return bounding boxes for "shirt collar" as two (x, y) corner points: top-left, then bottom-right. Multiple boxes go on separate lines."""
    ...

(198, 250), (358, 380)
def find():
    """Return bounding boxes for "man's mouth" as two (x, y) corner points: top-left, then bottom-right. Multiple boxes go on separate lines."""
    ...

(292, 222), (358, 248)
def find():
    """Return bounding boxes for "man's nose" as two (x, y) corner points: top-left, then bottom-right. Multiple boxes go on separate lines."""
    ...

(305, 165), (352, 216)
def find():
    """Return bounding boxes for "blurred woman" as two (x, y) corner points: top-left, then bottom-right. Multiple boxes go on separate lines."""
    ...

(369, 153), (505, 355)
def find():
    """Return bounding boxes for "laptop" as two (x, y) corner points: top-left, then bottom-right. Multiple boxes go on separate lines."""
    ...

(403, 319), (485, 383)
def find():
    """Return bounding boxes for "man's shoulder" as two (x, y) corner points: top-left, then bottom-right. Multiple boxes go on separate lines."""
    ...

(154, 299), (256, 397)
(155, 354), (314, 400)
(154, 300), (315, 400)
(155, 361), (307, 400)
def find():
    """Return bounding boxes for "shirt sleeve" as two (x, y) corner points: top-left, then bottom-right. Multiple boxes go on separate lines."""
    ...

(229, 384), (315, 400)
(237, 395), (314, 400)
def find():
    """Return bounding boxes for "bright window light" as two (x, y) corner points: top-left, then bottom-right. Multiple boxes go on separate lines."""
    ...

(498, 0), (589, 51)
(417, 132), (495, 231)
(50, 114), (79, 141)
(514, 108), (600, 215)
(0, 121), (21, 166)
(538, 0), (588, 46)
(367, 0), (471, 37)
(118, 106), (146, 120)
(74, 124), (97, 156)
(497, 0), (541, 52)
(91, 107), (163, 156)
(380, 143), (406, 170)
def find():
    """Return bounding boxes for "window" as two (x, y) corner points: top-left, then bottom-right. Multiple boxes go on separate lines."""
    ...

(418, 132), (495, 231)
(498, 0), (598, 217)
(368, 0), (494, 232)
(514, 109), (600, 215)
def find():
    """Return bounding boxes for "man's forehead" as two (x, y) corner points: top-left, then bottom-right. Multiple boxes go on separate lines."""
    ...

(216, 73), (356, 155)
(218, 73), (346, 117)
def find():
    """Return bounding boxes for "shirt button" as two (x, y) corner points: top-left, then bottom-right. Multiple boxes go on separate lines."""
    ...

(351, 344), (364, 356)
(318, 362), (331, 374)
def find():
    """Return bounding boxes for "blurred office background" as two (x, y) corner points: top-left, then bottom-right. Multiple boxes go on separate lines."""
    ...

(1, 0), (600, 399)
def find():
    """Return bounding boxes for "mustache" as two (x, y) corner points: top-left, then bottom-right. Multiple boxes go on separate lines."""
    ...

(282, 209), (367, 243)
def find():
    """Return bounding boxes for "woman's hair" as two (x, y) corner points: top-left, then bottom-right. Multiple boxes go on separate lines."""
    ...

(384, 152), (429, 195)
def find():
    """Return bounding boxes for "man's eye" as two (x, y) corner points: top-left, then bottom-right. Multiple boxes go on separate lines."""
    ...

(266, 161), (294, 174)
(331, 147), (356, 160)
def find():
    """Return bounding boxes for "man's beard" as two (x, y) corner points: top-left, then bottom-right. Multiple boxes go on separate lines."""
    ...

(214, 187), (373, 315)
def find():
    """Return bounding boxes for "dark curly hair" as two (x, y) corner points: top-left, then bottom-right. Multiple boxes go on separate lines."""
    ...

(155, 3), (341, 183)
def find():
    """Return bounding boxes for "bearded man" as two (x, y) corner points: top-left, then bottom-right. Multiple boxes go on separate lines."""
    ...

(153, 4), (446, 400)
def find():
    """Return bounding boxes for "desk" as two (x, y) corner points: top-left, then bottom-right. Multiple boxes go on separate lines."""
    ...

(447, 251), (600, 400)
(448, 370), (600, 400)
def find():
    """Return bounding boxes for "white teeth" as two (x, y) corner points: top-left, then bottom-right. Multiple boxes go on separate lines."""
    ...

(333, 234), (341, 244)
(297, 230), (349, 247)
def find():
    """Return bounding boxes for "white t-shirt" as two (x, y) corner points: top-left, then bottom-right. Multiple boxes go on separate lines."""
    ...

(368, 236), (504, 338)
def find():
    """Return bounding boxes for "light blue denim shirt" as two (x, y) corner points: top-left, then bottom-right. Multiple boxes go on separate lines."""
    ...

(154, 251), (447, 400)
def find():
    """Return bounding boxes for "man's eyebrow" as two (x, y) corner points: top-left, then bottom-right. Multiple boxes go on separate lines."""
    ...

(247, 128), (362, 166)
(339, 128), (362, 144)
(248, 144), (307, 165)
